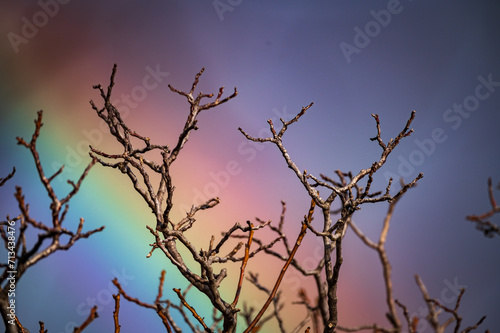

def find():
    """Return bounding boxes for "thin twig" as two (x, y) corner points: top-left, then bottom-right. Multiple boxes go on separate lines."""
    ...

(156, 304), (173, 333)
(244, 200), (314, 333)
(173, 288), (211, 332)
(73, 306), (98, 333)
(232, 221), (254, 307)
(113, 294), (121, 333)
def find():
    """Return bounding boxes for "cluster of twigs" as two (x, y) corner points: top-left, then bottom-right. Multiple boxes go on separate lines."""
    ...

(339, 180), (486, 333)
(238, 105), (423, 332)
(89, 65), (317, 332)
(87, 65), (490, 332)
(237, 104), (489, 332)
(467, 178), (500, 238)
(1, 66), (492, 332)
(0, 111), (104, 332)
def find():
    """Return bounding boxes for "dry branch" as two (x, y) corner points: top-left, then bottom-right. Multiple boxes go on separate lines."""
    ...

(466, 178), (500, 238)
(243, 200), (313, 333)
(73, 306), (99, 333)
(0, 111), (103, 332)
(38, 321), (48, 333)
(174, 288), (211, 332)
(113, 294), (121, 333)
(90, 65), (240, 331)
(240, 108), (422, 332)
(415, 275), (486, 333)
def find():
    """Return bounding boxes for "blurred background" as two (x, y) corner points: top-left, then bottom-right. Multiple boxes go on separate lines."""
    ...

(1, 1), (499, 332)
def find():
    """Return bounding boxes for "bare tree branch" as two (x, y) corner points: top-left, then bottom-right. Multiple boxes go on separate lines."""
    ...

(73, 306), (98, 333)
(467, 178), (500, 238)
(0, 111), (103, 332)
(113, 294), (121, 333)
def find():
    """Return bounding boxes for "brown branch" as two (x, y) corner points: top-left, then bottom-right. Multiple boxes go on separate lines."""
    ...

(0, 167), (15, 187)
(239, 103), (321, 206)
(346, 179), (422, 332)
(415, 275), (486, 333)
(39, 321), (48, 333)
(336, 324), (391, 332)
(112, 278), (156, 310)
(113, 294), (121, 333)
(90, 69), (244, 332)
(155, 270), (166, 305)
(466, 178), (500, 238)
(73, 306), (98, 333)
(395, 299), (416, 333)
(13, 316), (29, 333)
(167, 68), (237, 166)
(156, 304), (173, 333)
(244, 200), (313, 333)
(297, 288), (319, 333)
(173, 288), (211, 332)
(1, 111), (103, 331)
(247, 272), (286, 332)
(232, 221), (254, 308)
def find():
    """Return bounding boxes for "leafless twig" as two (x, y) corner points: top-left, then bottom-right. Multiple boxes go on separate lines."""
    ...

(240, 108), (422, 332)
(467, 178), (500, 238)
(73, 306), (99, 333)
(0, 111), (103, 332)
(113, 294), (121, 333)
(415, 275), (486, 333)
